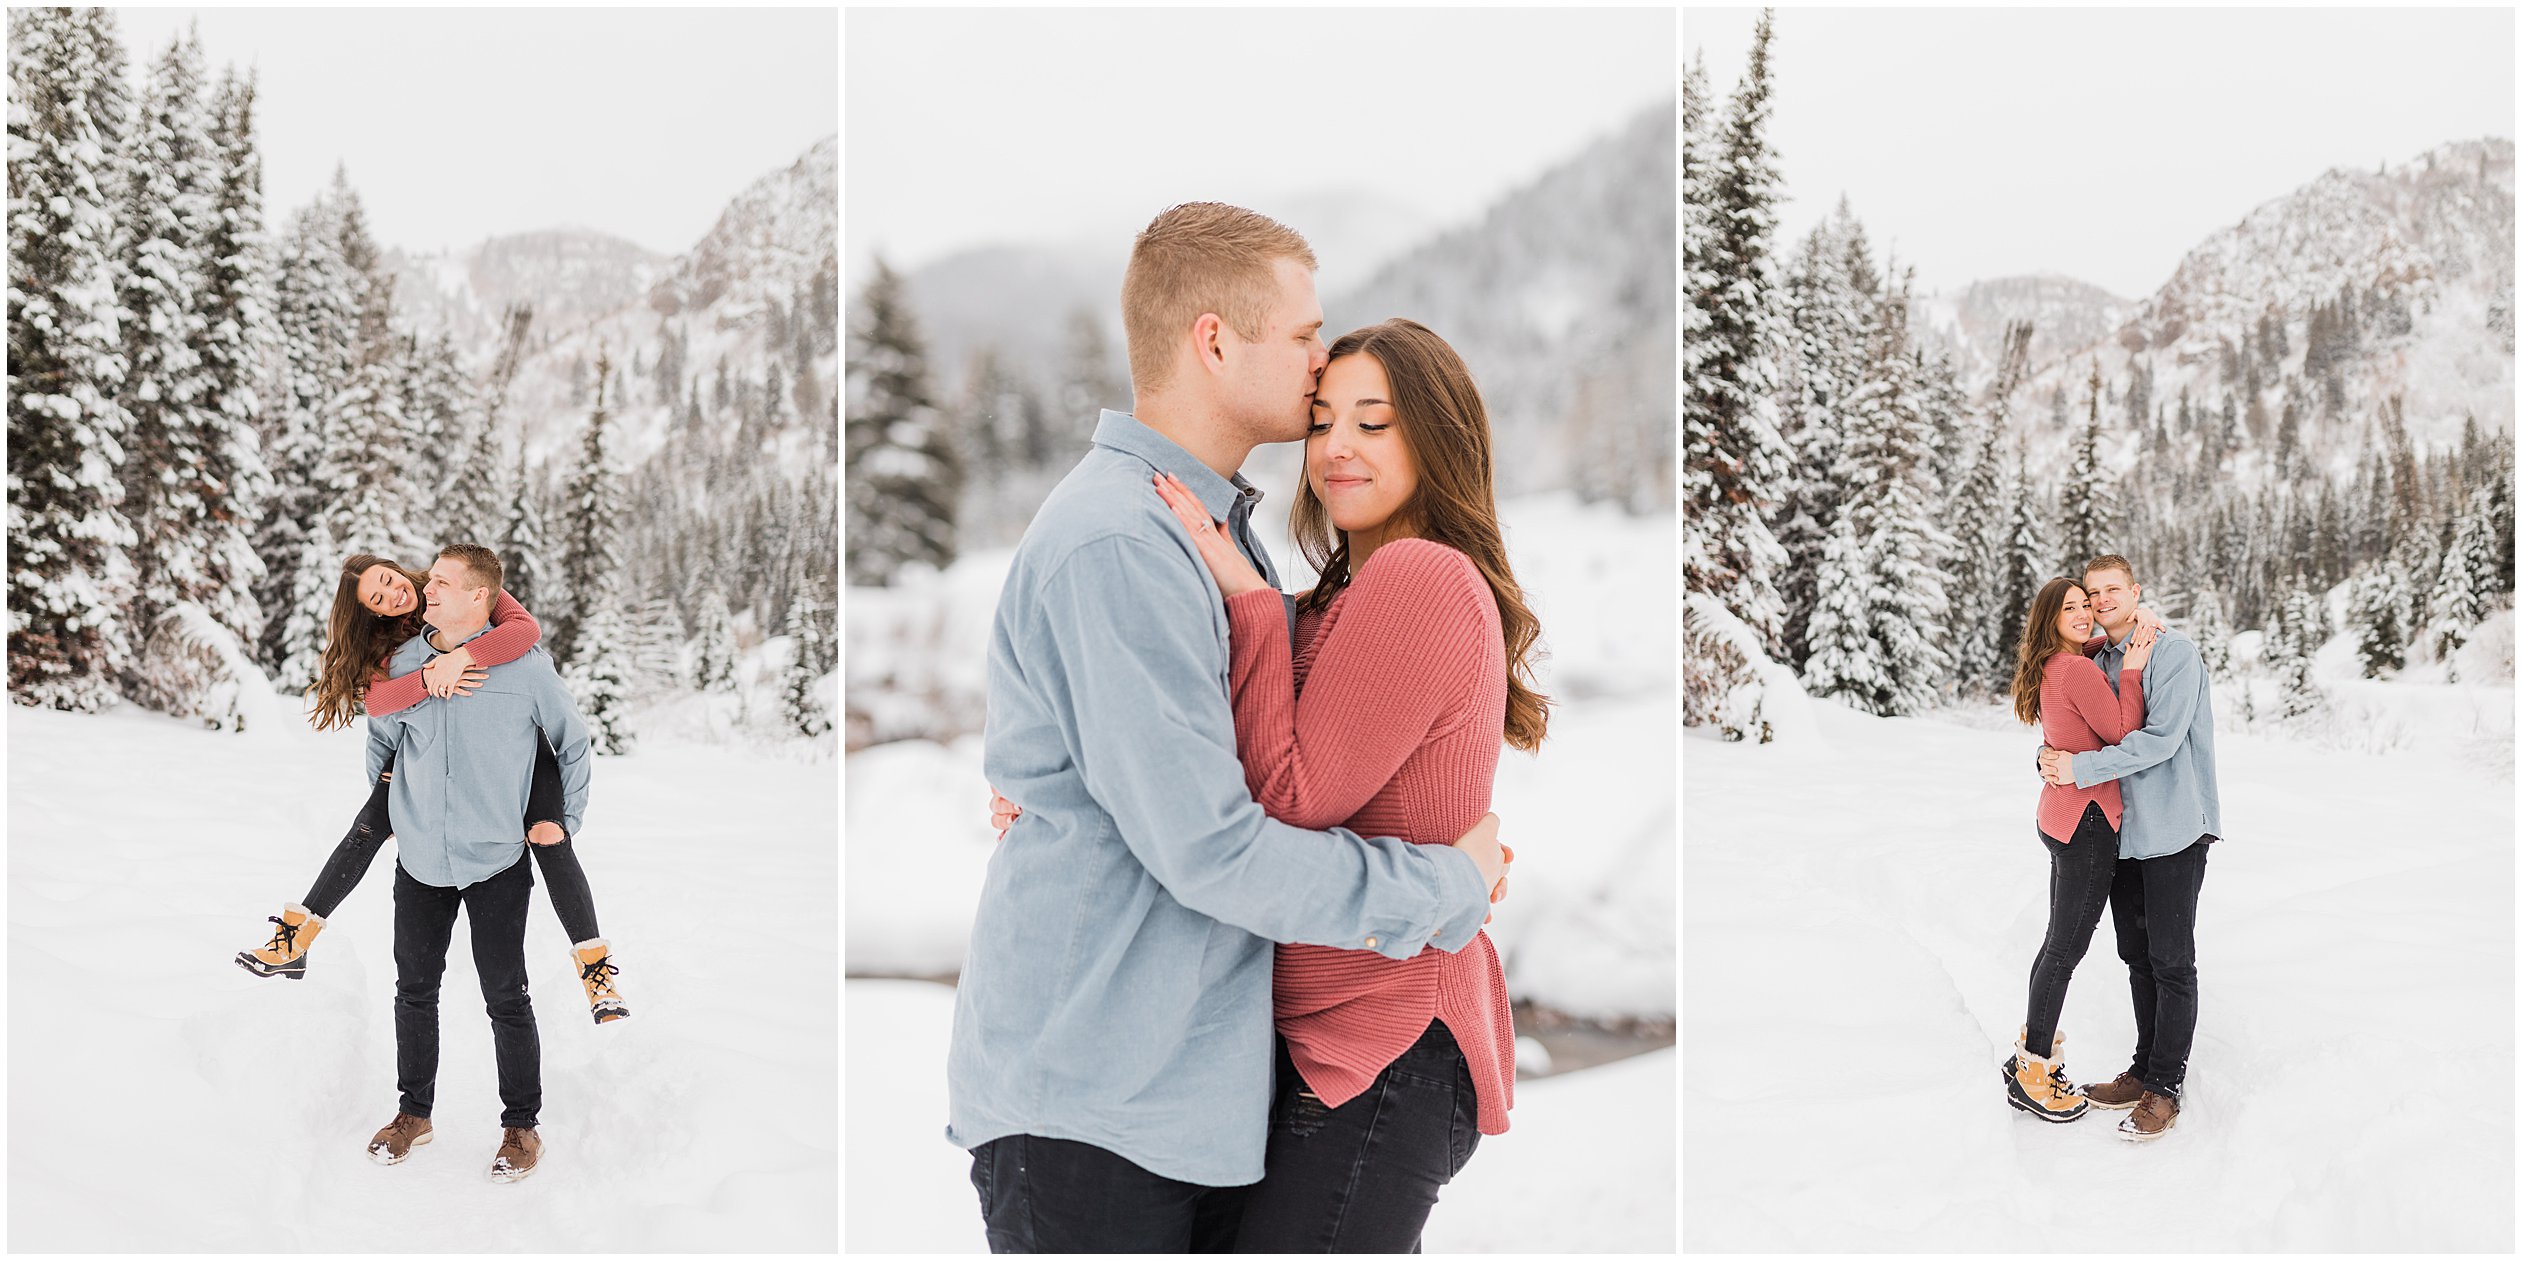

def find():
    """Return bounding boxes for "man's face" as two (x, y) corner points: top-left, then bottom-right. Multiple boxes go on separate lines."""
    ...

(421, 558), (485, 632)
(2084, 567), (2140, 635)
(1217, 257), (1328, 444)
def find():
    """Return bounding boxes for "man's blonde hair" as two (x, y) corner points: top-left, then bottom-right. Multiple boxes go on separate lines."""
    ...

(1121, 202), (1316, 393)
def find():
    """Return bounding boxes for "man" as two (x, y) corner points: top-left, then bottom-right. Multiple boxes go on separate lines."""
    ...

(2038, 554), (2221, 1142)
(361, 544), (593, 1183)
(946, 203), (1510, 1252)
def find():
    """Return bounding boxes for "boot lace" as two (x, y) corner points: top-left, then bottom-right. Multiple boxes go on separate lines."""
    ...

(580, 955), (620, 1001)
(261, 915), (300, 956)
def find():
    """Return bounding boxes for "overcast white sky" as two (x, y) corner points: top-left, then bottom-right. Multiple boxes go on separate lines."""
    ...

(1684, 6), (2515, 298)
(114, 7), (838, 257)
(845, 7), (1677, 274)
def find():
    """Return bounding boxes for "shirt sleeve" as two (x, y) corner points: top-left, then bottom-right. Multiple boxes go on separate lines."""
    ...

(1027, 531), (1492, 960)
(364, 712), (395, 785)
(2052, 653), (2147, 745)
(1223, 540), (1492, 830)
(526, 654), (595, 838)
(2072, 637), (2203, 787)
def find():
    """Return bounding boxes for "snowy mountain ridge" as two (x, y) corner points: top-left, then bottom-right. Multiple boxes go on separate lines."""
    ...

(383, 135), (840, 468)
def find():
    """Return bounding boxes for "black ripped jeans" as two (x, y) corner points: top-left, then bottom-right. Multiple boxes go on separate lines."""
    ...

(302, 742), (602, 942)
(1232, 1020), (1484, 1254)
(2024, 800), (2120, 1061)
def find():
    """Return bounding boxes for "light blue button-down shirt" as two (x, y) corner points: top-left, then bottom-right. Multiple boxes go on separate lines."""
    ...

(2070, 625), (2222, 860)
(364, 621), (593, 889)
(945, 410), (1494, 1187)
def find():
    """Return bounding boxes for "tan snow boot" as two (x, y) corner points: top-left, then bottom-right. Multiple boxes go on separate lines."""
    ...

(573, 938), (630, 1024)
(236, 903), (324, 979)
(2004, 1028), (2090, 1123)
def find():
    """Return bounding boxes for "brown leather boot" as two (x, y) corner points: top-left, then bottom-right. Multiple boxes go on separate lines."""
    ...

(2084, 1072), (2147, 1110)
(367, 1112), (432, 1164)
(236, 903), (324, 979)
(2119, 1089), (2180, 1141)
(489, 1126), (542, 1183)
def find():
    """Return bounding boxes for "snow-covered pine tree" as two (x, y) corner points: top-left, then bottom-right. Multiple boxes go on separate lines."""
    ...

(192, 65), (277, 651)
(501, 445), (552, 615)
(2349, 560), (2406, 677)
(1827, 274), (1952, 714)
(2191, 588), (2233, 678)
(119, 33), (219, 637)
(1946, 419), (2011, 695)
(1684, 6), (1794, 727)
(1771, 199), (1875, 669)
(256, 191), (362, 672)
(271, 513), (336, 693)
(632, 595), (686, 692)
(2276, 579), (2326, 719)
(1997, 443), (2058, 669)
(846, 258), (960, 586)
(555, 350), (625, 664)
(9, 7), (143, 710)
(319, 355), (408, 559)
(780, 585), (832, 739)
(562, 580), (637, 755)
(2428, 487), (2497, 661)
(1799, 506), (1886, 710)
(2062, 358), (2112, 566)
(691, 586), (737, 693)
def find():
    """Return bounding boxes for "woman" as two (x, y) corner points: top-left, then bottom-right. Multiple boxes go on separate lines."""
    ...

(233, 553), (630, 1025)
(2000, 576), (2156, 1121)
(998, 319), (1542, 1250)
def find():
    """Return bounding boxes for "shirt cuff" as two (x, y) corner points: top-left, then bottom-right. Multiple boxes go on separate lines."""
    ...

(1421, 843), (1493, 953)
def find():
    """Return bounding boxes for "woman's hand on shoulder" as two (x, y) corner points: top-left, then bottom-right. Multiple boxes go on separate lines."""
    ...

(2123, 623), (2157, 671)
(422, 648), (488, 699)
(1152, 472), (1268, 598)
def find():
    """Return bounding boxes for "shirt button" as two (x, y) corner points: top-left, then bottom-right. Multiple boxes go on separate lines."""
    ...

(1364, 936), (1379, 949)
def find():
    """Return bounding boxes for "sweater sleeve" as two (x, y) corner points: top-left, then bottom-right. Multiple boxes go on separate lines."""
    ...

(2051, 653), (2147, 744)
(1222, 539), (1494, 831)
(360, 592), (541, 718)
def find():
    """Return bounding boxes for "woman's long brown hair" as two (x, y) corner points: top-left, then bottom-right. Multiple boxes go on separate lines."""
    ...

(309, 555), (430, 732)
(1292, 319), (1550, 751)
(2010, 576), (2086, 725)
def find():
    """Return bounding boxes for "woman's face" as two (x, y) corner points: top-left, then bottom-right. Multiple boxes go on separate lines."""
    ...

(2054, 585), (2094, 646)
(357, 564), (418, 618)
(1305, 353), (1420, 537)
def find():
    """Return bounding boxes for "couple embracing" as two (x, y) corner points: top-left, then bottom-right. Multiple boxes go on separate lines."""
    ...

(2005, 553), (2224, 1142)
(948, 203), (1543, 1252)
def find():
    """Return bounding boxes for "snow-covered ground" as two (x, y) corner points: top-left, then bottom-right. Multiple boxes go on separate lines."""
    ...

(846, 978), (1675, 1253)
(7, 699), (838, 1251)
(1683, 666), (2514, 1250)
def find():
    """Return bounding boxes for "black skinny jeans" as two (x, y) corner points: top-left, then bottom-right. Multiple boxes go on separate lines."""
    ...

(2024, 800), (2119, 1061)
(2112, 837), (2211, 1101)
(1232, 1020), (1484, 1254)
(968, 1134), (1249, 1253)
(393, 849), (540, 1129)
(301, 742), (601, 943)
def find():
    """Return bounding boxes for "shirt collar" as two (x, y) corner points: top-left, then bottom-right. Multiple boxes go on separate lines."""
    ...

(1090, 409), (1261, 521)
(424, 620), (493, 654)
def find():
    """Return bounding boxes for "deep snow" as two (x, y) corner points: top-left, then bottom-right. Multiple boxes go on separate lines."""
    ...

(7, 699), (838, 1251)
(1683, 677), (2514, 1251)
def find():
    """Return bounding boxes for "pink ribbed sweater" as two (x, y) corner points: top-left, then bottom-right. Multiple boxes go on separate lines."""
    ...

(2037, 651), (2146, 843)
(1221, 537), (1515, 1137)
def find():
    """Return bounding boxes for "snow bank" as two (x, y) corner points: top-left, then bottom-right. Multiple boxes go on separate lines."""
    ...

(1684, 695), (2513, 1251)
(7, 703), (837, 1251)
(844, 978), (1673, 1253)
